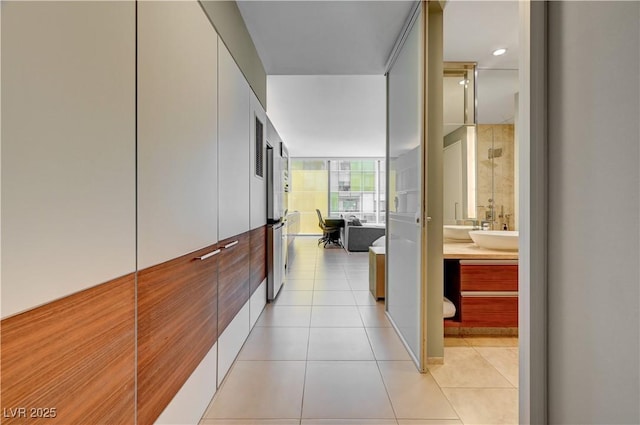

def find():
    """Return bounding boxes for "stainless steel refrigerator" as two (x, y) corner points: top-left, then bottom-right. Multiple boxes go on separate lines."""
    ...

(266, 121), (287, 300)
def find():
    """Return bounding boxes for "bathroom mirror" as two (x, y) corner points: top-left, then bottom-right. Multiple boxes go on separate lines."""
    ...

(444, 125), (476, 223)
(475, 68), (519, 230)
(443, 64), (519, 230)
(443, 63), (477, 223)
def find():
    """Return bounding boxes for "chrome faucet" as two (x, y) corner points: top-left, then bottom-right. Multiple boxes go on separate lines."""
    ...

(460, 219), (480, 229)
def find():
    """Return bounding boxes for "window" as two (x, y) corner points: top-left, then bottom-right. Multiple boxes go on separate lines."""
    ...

(328, 159), (386, 224)
(289, 158), (386, 235)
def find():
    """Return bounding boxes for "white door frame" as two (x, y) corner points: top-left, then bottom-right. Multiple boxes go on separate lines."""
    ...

(518, 1), (547, 423)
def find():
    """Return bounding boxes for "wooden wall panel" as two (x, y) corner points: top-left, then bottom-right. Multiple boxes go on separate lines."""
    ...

(0, 274), (135, 425)
(137, 245), (219, 425)
(218, 231), (251, 337)
(250, 225), (267, 295)
(460, 265), (519, 291)
(461, 297), (518, 327)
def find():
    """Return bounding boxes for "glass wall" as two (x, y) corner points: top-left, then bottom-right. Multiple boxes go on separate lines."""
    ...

(328, 159), (386, 224)
(289, 158), (385, 235)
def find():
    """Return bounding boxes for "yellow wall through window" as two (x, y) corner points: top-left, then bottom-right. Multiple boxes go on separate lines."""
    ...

(289, 159), (328, 234)
(289, 158), (386, 234)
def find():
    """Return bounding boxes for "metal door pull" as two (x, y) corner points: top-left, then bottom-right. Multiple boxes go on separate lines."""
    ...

(195, 249), (220, 260)
(224, 240), (239, 249)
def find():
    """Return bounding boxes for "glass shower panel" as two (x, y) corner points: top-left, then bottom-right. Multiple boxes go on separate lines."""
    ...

(386, 6), (424, 367)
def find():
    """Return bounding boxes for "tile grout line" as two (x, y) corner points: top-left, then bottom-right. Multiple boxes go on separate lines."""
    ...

(469, 345), (519, 389)
(370, 334), (400, 422)
(354, 264), (400, 423)
(296, 247), (317, 423)
(467, 345), (518, 389)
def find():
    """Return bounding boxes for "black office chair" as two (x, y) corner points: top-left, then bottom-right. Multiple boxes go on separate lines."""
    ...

(316, 209), (340, 247)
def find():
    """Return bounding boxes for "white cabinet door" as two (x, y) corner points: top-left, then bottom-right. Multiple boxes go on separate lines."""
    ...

(155, 343), (217, 425)
(218, 41), (251, 240)
(217, 302), (250, 387)
(250, 93), (267, 230)
(250, 279), (267, 329)
(137, 0), (218, 269)
(1, 1), (136, 318)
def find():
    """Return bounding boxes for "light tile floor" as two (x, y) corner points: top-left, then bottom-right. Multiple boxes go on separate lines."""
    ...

(201, 236), (518, 425)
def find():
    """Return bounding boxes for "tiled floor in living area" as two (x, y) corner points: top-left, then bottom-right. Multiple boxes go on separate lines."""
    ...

(201, 236), (518, 425)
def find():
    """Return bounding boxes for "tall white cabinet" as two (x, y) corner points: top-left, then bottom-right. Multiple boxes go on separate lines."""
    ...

(1, 1), (136, 318)
(137, 2), (220, 423)
(137, 0), (219, 270)
(218, 41), (251, 241)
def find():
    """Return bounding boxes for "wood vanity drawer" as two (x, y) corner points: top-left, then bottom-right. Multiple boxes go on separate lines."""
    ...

(461, 295), (518, 327)
(460, 262), (518, 291)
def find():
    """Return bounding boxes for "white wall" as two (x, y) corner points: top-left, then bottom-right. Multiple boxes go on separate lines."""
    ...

(547, 2), (639, 423)
(267, 75), (386, 157)
(1, 2), (136, 318)
(477, 69), (518, 125)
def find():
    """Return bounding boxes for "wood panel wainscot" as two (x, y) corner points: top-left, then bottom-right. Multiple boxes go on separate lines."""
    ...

(0, 274), (136, 424)
(218, 231), (251, 337)
(137, 245), (219, 425)
(250, 225), (267, 296)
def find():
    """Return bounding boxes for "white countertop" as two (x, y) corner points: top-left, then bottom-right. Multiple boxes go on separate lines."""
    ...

(443, 242), (519, 260)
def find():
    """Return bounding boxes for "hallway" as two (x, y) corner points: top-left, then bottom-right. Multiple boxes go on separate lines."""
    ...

(201, 236), (518, 425)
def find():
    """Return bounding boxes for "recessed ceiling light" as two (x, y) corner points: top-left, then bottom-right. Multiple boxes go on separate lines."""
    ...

(493, 48), (507, 56)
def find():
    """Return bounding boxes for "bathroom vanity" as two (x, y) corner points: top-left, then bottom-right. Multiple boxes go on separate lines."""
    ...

(443, 242), (518, 333)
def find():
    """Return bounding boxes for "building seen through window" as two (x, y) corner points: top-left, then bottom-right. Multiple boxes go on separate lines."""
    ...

(290, 158), (385, 234)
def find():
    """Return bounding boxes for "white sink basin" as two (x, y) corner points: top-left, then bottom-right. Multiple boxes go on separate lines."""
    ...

(443, 225), (475, 241)
(469, 230), (519, 251)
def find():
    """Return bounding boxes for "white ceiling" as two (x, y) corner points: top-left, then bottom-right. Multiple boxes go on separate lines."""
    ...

(237, 1), (417, 75)
(239, 0), (520, 156)
(267, 75), (386, 157)
(443, 1), (519, 70)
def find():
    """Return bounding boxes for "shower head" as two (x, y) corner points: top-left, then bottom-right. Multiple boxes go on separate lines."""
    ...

(488, 147), (503, 159)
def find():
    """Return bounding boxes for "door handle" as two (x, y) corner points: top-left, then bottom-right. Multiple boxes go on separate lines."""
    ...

(195, 249), (220, 260)
(224, 240), (239, 249)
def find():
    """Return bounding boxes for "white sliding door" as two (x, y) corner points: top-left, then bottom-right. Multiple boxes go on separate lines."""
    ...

(386, 0), (444, 371)
(386, 5), (424, 368)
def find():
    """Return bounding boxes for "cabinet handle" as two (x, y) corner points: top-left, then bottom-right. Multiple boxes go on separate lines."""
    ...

(195, 249), (220, 261)
(224, 240), (239, 249)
